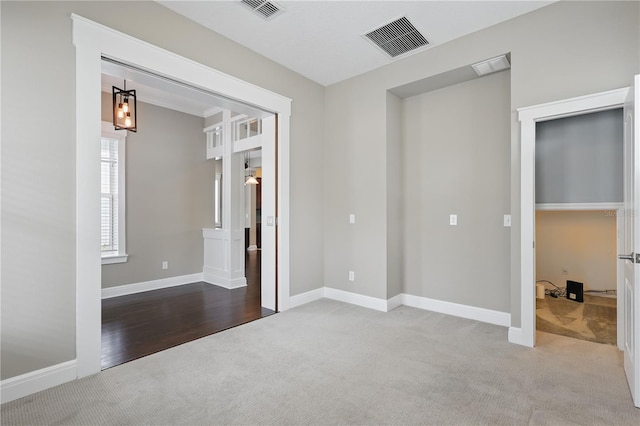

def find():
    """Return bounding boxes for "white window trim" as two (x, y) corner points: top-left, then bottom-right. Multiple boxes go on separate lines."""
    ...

(101, 121), (128, 265)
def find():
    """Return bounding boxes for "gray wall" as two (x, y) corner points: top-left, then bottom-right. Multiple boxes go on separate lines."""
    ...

(323, 1), (639, 325)
(2, 0), (639, 383)
(100, 93), (210, 288)
(1, 0), (324, 380)
(386, 92), (403, 299)
(535, 109), (623, 204)
(402, 71), (511, 312)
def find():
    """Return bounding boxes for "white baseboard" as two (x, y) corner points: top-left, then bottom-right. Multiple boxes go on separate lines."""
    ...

(402, 294), (511, 327)
(287, 288), (511, 327)
(1, 360), (77, 404)
(289, 288), (325, 308)
(102, 273), (204, 299)
(387, 293), (403, 311)
(202, 267), (247, 289)
(508, 327), (533, 347)
(324, 287), (389, 312)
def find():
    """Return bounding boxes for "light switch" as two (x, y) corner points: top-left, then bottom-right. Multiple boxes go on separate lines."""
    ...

(349, 214), (355, 224)
(504, 214), (512, 227)
(267, 216), (275, 226)
(449, 214), (457, 226)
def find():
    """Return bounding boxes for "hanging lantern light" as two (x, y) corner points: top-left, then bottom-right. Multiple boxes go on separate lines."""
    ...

(112, 80), (137, 132)
(245, 152), (259, 185)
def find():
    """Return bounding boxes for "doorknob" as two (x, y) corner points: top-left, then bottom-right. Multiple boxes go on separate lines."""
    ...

(618, 253), (639, 263)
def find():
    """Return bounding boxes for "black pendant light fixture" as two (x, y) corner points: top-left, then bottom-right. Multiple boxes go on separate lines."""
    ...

(112, 80), (137, 132)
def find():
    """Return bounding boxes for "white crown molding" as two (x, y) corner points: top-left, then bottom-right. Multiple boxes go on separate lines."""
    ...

(203, 106), (223, 117)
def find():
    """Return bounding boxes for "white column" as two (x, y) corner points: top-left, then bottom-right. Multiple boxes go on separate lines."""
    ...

(203, 111), (247, 289)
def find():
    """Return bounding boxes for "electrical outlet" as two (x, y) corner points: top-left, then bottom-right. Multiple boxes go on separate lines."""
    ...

(449, 214), (457, 226)
(162, 261), (168, 270)
(561, 266), (568, 275)
(349, 214), (355, 224)
(349, 271), (355, 281)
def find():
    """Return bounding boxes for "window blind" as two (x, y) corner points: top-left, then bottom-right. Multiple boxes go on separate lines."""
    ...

(101, 137), (119, 253)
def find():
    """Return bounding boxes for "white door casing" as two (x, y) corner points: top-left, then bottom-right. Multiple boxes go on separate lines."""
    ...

(73, 15), (291, 378)
(229, 116), (277, 311)
(622, 75), (640, 407)
(515, 87), (629, 349)
(259, 116), (277, 311)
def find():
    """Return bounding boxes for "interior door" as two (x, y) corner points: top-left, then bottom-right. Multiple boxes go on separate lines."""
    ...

(621, 74), (640, 408)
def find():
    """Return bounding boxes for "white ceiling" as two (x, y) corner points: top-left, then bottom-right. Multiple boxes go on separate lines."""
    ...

(158, 0), (554, 86)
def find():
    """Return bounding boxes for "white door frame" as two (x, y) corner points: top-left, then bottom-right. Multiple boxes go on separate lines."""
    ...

(72, 15), (292, 378)
(513, 87), (629, 347)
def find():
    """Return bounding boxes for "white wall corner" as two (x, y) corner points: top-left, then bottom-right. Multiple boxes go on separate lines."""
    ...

(101, 273), (204, 299)
(508, 327), (532, 347)
(386, 294), (403, 311)
(401, 293), (511, 327)
(1, 360), (77, 404)
(202, 267), (247, 290)
(289, 287), (325, 309)
(324, 287), (388, 312)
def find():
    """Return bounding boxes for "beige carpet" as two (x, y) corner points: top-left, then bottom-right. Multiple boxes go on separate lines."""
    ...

(2, 299), (639, 425)
(536, 294), (617, 345)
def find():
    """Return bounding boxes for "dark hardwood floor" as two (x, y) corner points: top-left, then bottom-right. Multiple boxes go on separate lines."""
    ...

(101, 250), (272, 369)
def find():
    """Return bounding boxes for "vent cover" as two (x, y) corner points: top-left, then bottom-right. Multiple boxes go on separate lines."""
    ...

(240, 0), (285, 20)
(363, 17), (429, 58)
(471, 55), (511, 76)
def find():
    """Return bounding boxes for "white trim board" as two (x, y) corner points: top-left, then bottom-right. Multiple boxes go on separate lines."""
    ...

(536, 202), (624, 211)
(289, 287), (510, 327)
(1, 360), (77, 404)
(401, 294), (511, 327)
(289, 288), (325, 308)
(324, 287), (390, 312)
(508, 327), (525, 346)
(101, 273), (204, 299)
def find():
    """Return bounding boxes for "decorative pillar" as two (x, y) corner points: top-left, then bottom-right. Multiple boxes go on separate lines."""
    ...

(202, 110), (247, 288)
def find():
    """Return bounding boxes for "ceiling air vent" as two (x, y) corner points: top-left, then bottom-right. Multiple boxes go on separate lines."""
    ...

(240, 0), (285, 20)
(363, 17), (429, 58)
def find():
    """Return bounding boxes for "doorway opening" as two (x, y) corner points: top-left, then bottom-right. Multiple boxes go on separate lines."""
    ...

(515, 88), (628, 349)
(532, 108), (623, 347)
(98, 62), (275, 369)
(535, 209), (619, 346)
(74, 14), (291, 378)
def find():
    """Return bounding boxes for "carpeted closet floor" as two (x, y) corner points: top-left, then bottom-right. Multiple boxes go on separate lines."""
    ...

(536, 294), (616, 345)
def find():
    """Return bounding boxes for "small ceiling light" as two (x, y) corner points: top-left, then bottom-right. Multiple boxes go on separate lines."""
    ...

(245, 152), (259, 185)
(245, 175), (259, 185)
(113, 80), (137, 132)
(471, 54), (510, 77)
